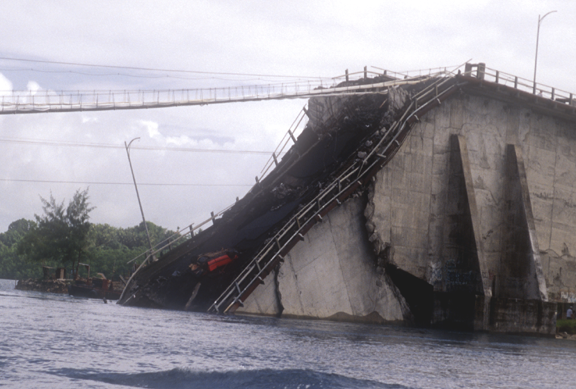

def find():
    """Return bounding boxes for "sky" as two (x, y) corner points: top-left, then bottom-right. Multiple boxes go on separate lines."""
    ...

(0, 0), (574, 233)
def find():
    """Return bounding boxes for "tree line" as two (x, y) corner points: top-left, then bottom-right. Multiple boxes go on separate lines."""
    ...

(0, 188), (177, 280)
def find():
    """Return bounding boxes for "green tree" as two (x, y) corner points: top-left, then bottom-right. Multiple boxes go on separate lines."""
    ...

(0, 218), (35, 247)
(0, 219), (39, 279)
(17, 188), (95, 279)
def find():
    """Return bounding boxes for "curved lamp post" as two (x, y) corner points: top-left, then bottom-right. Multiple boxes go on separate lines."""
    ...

(533, 10), (557, 94)
(125, 137), (154, 260)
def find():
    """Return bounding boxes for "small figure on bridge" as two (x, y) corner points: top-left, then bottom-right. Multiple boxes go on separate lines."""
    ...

(567, 306), (573, 320)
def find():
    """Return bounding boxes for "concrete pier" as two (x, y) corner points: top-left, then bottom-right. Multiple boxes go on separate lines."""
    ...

(238, 74), (574, 335)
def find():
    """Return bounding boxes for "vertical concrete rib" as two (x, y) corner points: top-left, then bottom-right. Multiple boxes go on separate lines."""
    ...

(506, 144), (548, 301)
(452, 135), (492, 297)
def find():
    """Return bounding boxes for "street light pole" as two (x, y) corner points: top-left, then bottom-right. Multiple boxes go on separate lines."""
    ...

(533, 10), (557, 94)
(125, 137), (154, 260)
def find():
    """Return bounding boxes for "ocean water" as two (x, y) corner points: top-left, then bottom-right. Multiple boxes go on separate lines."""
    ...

(1, 278), (576, 389)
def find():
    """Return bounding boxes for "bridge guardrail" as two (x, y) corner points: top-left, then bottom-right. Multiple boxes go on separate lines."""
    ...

(463, 63), (575, 106)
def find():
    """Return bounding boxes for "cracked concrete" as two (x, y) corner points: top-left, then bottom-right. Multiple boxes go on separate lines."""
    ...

(236, 197), (408, 323)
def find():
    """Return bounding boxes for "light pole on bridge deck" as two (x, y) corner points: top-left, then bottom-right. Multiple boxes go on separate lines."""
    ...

(125, 137), (154, 261)
(533, 10), (557, 94)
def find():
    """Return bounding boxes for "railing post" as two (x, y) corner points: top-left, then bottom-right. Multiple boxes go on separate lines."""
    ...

(288, 129), (297, 144)
(345, 69), (349, 82)
(364, 66), (367, 79)
(476, 63), (486, 80)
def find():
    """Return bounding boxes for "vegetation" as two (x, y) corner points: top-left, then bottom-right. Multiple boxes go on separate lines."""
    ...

(0, 219), (45, 280)
(556, 319), (576, 335)
(0, 189), (177, 280)
(17, 189), (94, 279)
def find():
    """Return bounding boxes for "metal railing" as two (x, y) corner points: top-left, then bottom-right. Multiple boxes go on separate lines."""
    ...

(331, 64), (463, 83)
(0, 77), (406, 115)
(463, 63), (575, 106)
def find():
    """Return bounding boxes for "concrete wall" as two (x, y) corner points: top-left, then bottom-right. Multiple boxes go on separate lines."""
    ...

(236, 198), (408, 323)
(367, 93), (576, 304)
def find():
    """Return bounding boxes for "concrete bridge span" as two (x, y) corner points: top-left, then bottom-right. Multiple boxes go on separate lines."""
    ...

(121, 65), (576, 336)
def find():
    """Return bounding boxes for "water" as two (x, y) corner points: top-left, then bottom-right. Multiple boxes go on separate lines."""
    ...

(1, 279), (576, 389)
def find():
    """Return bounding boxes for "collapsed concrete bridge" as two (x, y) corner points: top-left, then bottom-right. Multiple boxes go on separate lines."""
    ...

(119, 63), (576, 336)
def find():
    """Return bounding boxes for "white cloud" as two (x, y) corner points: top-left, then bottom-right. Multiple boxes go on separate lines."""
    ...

(140, 120), (161, 139)
(26, 81), (41, 95)
(0, 72), (12, 96)
(165, 135), (197, 147)
(81, 116), (99, 124)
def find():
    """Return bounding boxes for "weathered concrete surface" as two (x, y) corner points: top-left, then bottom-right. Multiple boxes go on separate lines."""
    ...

(237, 198), (408, 323)
(365, 92), (575, 333)
(502, 144), (548, 301)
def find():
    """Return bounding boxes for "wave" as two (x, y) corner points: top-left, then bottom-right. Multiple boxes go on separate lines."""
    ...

(49, 367), (411, 389)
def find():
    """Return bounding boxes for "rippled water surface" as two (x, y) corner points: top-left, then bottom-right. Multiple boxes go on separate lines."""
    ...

(1, 279), (576, 388)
